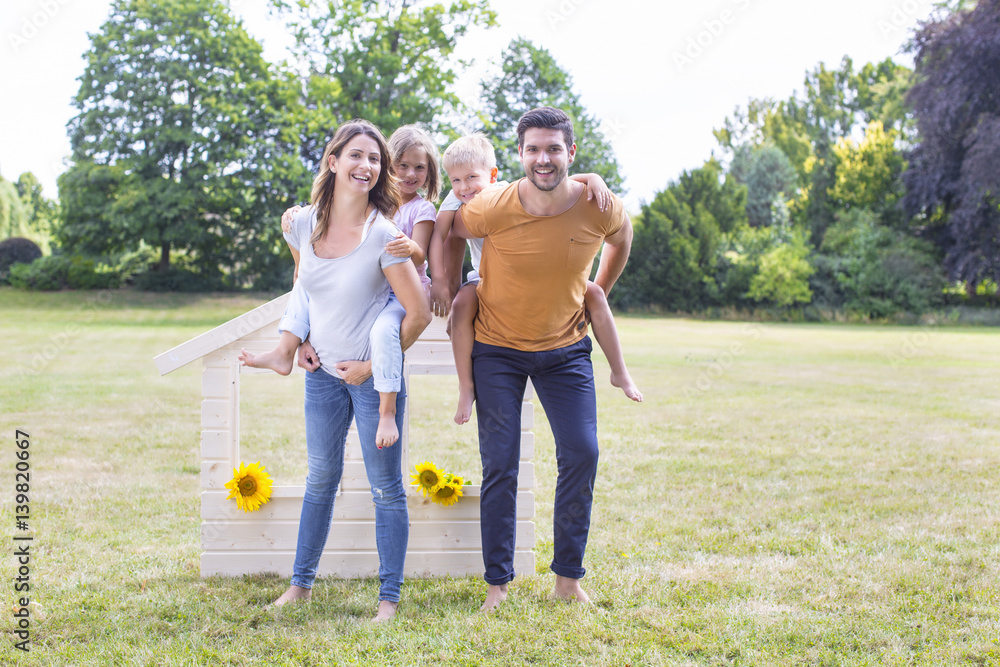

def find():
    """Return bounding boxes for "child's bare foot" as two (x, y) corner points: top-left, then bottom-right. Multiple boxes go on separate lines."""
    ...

(376, 413), (399, 449)
(610, 370), (643, 402)
(454, 384), (475, 425)
(271, 585), (311, 607)
(480, 583), (508, 613)
(372, 600), (397, 622)
(238, 348), (294, 376)
(553, 575), (590, 603)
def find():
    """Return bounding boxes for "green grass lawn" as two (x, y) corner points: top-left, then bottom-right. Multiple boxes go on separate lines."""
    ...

(2, 288), (999, 666)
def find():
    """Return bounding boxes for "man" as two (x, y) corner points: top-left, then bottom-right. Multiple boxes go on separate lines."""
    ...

(451, 106), (633, 611)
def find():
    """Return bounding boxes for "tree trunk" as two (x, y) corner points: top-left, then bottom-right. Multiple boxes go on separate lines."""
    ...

(159, 242), (170, 272)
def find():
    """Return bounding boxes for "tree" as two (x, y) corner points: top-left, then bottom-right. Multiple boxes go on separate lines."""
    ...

(611, 160), (745, 310)
(730, 144), (798, 228)
(61, 0), (308, 281)
(904, 0), (1000, 289)
(270, 0), (497, 170)
(0, 175), (29, 240)
(479, 37), (624, 190)
(14, 172), (57, 241)
(830, 121), (907, 227)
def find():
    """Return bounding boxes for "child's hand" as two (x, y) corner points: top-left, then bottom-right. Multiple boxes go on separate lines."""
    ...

(386, 232), (415, 258)
(430, 281), (454, 318)
(281, 205), (302, 233)
(585, 179), (611, 212)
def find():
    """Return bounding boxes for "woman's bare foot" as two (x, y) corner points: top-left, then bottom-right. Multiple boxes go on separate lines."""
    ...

(553, 575), (590, 603)
(376, 413), (399, 449)
(454, 384), (475, 425)
(238, 348), (294, 376)
(372, 600), (397, 622)
(610, 369), (643, 402)
(480, 583), (508, 612)
(271, 585), (311, 607)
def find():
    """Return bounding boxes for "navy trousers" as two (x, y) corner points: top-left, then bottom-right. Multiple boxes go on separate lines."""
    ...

(472, 336), (599, 585)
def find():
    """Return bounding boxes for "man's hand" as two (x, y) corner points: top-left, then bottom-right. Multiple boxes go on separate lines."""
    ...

(335, 360), (372, 385)
(297, 340), (321, 372)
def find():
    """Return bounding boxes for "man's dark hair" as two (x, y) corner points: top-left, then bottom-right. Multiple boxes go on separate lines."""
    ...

(516, 106), (575, 150)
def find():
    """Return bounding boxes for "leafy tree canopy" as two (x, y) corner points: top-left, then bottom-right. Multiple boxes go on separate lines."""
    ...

(904, 0), (1000, 287)
(479, 37), (624, 191)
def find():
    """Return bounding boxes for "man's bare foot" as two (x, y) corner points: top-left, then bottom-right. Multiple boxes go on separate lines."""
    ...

(480, 583), (508, 612)
(454, 385), (475, 425)
(554, 575), (591, 603)
(238, 348), (294, 376)
(271, 585), (311, 607)
(610, 370), (643, 402)
(376, 413), (399, 449)
(372, 600), (397, 622)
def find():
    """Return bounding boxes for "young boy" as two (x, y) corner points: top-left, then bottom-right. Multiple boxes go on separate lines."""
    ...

(428, 133), (642, 426)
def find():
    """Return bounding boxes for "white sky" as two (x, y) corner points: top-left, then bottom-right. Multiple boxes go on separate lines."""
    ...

(0, 0), (938, 213)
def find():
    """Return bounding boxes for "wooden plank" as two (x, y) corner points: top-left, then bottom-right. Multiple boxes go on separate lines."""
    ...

(201, 488), (535, 521)
(201, 399), (231, 430)
(201, 429), (231, 460)
(201, 367), (232, 399)
(200, 519), (534, 552)
(155, 293), (290, 375)
(202, 549), (534, 578)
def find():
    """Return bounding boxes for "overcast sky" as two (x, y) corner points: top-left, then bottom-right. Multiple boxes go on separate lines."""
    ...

(1, 0), (939, 212)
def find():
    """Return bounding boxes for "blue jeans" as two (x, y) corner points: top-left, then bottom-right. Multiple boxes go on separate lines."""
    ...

(370, 295), (405, 393)
(291, 369), (408, 601)
(472, 336), (599, 585)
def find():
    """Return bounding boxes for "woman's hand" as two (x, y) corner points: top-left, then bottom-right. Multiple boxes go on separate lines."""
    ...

(335, 360), (372, 385)
(385, 232), (417, 258)
(297, 340), (321, 372)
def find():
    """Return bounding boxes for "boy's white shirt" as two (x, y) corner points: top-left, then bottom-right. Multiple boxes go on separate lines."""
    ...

(440, 181), (507, 277)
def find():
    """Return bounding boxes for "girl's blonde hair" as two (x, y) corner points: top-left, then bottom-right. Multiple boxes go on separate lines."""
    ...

(387, 124), (441, 203)
(310, 120), (400, 245)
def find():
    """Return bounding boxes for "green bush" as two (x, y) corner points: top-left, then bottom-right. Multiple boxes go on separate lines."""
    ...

(8, 255), (120, 290)
(0, 237), (43, 282)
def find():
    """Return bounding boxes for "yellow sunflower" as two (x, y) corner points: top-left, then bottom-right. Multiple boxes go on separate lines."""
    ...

(430, 479), (463, 507)
(225, 461), (273, 512)
(411, 461), (444, 497)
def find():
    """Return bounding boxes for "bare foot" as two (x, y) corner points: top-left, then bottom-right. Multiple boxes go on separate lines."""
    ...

(553, 575), (590, 603)
(376, 413), (399, 449)
(238, 348), (294, 376)
(480, 583), (508, 613)
(454, 384), (475, 425)
(610, 369), (643, 402)
(372, 600), (397, 622)
(271, 585), (311, 607)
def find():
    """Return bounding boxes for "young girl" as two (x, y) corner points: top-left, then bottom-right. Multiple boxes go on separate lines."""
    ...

(240, 124), (440, 449)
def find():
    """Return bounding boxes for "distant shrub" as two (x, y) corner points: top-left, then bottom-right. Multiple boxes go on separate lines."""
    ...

(132, 266), (224, 292)
(0, 237), (43, 283)
(8, 255), (120, 290)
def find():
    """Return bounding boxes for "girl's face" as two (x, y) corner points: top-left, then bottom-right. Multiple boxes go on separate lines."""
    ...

(394, 146), (430, 200)
(331, 134), (382, 196)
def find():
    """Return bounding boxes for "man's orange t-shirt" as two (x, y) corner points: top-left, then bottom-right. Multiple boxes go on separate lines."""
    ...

(462, 179), (627, 352)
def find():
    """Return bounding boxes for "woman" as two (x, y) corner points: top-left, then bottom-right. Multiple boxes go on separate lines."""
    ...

(270, 120), (431, 621)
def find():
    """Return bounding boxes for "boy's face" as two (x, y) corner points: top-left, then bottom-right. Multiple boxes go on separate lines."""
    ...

(449, 164), (498, 203)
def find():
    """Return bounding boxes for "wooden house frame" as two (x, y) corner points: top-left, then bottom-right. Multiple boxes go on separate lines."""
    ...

(155, 293), (535, 578)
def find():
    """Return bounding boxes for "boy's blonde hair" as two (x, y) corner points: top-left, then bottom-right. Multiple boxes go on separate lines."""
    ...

(387, 124), (441, 203)
(443, 133), (497, 175)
